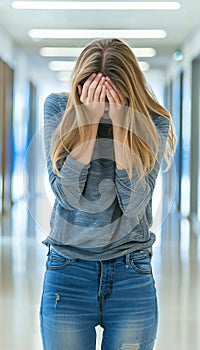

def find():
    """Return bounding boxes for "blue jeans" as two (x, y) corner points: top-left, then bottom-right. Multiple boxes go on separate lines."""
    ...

(40, 248), (158, 350)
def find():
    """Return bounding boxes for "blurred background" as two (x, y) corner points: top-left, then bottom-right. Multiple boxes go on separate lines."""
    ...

(0, 1), (200, 349)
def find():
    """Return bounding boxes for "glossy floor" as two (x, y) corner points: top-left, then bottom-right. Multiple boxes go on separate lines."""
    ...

(0, 209), (200, 350)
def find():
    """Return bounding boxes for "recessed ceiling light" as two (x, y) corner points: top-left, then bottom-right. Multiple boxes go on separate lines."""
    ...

(173, 50), (184, 61)
(29, 29), (167, 39)
(40, 47), (156, 58)
(11, 1), (181, 10)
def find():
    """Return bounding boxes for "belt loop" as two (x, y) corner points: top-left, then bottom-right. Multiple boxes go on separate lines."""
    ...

(125, 253), (130, 267)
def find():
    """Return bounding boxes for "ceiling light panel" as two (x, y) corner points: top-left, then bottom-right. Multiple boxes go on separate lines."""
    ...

(49, 60), (150, 72)
(48, 61), (76, 71)
(40, 47), (156, 58)
(29, 29), (167, 39)
(11, 1), (181, 10)
(40, 47), (83, 57)
(133, 48), (156, 57)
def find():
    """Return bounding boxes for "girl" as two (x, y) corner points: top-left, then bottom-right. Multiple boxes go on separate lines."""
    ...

(40, 38), (176, 350)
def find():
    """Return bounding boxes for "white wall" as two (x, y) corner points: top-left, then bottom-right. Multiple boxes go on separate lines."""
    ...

(145, 69), (165, 104)
(166, 25), (200, 82)
(165, 24), (200, 222)
(164, 23), (200, 133)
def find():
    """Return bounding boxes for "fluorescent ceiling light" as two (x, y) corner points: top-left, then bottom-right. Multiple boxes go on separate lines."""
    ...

(40, 47), (83, 57)
(133, 48), (156, 57)
(138, 61), (150, 71)
(40, 47), (156, 58)
(12, 1), (181, 10)
(29, 29), (167, 39)
(49, 60), (150, 72)
(48, 61), (76, 71)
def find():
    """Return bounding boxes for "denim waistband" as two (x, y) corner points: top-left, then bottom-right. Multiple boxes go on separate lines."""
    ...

(125, 249), (152, 265)
(47, 244), (152, 264)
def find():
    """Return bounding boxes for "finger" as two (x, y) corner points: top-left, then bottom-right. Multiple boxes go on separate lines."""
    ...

(105, 76), (114, 84)
(107, 83), (126, 105)
(105, 76), (118, 92)
(105, 78), (126, 105)
(94, 76), (105, 102)
(106, 87), (115, 104)
(81, 73), (96, 101)
(77, 84), (82, 96)
(105, 81), (121, 104)
(87, 72), (103, 102)
(99, 83), (106, 103)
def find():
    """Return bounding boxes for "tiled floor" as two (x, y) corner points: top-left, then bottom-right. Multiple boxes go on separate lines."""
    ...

(0, 208), (200, 350)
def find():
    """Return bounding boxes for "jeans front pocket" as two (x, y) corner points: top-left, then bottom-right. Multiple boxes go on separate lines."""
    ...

(46, 249), (74, 270)
(130, 250), (152, 275)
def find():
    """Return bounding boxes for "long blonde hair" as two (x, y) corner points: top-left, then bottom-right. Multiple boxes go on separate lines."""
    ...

(50, 38), (176, 181)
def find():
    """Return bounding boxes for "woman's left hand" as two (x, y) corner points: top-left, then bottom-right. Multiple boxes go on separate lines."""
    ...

(105, 77), (127, 129)
(105, 78), (129, 149)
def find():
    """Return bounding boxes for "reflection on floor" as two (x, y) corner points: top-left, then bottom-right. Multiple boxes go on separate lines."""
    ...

(0, 207), (200, 350)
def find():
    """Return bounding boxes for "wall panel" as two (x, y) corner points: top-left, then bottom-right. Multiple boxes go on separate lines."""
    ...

(0, 59), (3, 235)
(0, 58), (14, 235)
(191, 58), (200, 220)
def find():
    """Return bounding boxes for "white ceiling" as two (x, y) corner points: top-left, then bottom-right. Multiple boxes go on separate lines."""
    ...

(0, 0), (200, 72)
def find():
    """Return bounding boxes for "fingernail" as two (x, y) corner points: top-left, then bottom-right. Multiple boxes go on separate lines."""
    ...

(98, 72), (102, 77)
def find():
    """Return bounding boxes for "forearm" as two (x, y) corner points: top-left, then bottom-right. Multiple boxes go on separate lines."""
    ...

(48, 155), (90, 210)
(44, 94), (96, 209)
(70, 124), (99, 165)
(113, 126), (127, 170)
(113, 126), (150, 217)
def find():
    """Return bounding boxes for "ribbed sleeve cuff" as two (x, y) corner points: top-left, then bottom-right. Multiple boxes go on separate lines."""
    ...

(62, 154), (90, 175)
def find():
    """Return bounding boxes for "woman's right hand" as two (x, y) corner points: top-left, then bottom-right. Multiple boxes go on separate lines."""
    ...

(70, 73), (106, 164)
(77, 72), (106, 124)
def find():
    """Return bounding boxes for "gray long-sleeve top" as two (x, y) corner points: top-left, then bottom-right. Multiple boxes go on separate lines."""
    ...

(42, 92), (170, 260)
